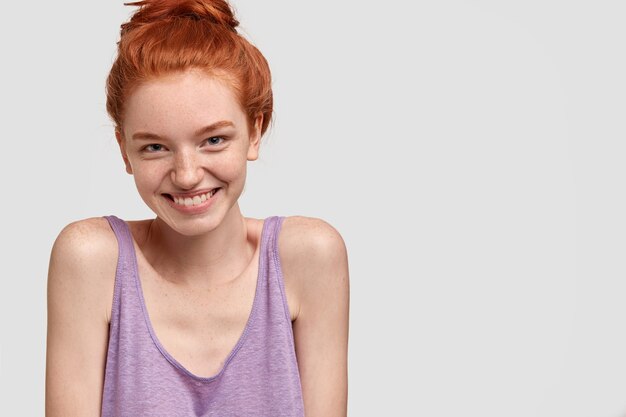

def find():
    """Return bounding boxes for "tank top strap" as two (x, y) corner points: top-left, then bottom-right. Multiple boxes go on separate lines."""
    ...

(102, 215), (138, 325)
(103, 215), (135, 270)
(260, 215), (294, 326)
(265, 215), (285, 257)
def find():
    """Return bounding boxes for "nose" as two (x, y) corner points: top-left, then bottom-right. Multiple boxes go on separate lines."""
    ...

(171, 150), (203, 189)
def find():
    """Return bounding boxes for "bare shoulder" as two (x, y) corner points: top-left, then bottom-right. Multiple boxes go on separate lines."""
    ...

(277, 217), (349, 414)
(50, 217), (118, 274)
(279, 215), (347, 258)
(48, 217), (118, 322)
(278, 216), (349, 320)
(46, 217), (118, 414)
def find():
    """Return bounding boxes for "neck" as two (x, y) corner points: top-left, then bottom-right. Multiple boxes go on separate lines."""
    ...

(143, 204), (254, 287)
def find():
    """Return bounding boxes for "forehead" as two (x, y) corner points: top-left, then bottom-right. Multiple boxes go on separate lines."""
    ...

(122, 69), (245, 137)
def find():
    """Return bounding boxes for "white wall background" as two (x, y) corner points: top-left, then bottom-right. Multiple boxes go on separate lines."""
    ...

(1, 1), (625, 416)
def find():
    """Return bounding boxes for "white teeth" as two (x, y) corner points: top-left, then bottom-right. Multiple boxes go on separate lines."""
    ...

(171, 189), (218, 207)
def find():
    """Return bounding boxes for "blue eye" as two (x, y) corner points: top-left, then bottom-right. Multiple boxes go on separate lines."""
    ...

(207, 136), (225, 146)
(145, 144), (164, 152)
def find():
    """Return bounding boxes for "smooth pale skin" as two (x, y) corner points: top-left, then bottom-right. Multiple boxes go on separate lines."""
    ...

(46, 69), (350, 416)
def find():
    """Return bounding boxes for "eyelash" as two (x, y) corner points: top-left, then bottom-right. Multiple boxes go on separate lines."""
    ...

(205, 136), (225, 146)
(142, 137), (226, 152)
(144, 144), (164, 152)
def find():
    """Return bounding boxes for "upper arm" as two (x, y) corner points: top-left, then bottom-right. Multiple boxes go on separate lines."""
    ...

(46, 218), (117, 417)
(279, 216), (350, 417)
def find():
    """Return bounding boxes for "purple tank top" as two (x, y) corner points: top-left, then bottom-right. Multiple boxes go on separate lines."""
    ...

(101, 215), (304, 416)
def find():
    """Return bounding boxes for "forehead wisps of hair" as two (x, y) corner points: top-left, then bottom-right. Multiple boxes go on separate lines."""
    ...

(106, 0), (272, 135)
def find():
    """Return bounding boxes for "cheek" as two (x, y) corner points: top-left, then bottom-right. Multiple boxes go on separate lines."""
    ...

(212, 153), (248, 182)
(132, 163), (163, 193)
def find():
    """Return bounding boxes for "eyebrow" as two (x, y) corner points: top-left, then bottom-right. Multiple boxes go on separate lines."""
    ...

(131, 120), (235, 141)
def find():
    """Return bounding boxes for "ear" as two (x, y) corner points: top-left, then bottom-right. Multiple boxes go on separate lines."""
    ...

(115, 130), (133, 175)
(246, 114), (263, 161)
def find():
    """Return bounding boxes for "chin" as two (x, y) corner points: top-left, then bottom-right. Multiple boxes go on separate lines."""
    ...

(155, 203), (238, 237)
(157, 214), (221, 236)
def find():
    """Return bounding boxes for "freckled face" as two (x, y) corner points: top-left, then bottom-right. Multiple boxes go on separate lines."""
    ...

(116, 70), (261, 236)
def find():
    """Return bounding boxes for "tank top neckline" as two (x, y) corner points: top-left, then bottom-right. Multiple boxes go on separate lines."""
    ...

(111, 215), (271, 383)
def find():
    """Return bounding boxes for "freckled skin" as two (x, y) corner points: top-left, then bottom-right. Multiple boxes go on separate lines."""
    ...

(116, 69), (262, 237)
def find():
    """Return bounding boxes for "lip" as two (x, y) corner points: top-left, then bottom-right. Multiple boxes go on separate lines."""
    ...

(165, 188), (220, 199)
(163, 188), (221, 215)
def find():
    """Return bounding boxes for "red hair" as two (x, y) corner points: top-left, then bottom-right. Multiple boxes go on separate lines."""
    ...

(106, 0), (273, 135)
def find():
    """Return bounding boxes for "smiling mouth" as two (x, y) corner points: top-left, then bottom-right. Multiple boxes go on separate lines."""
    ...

(163, 188), (221, 207)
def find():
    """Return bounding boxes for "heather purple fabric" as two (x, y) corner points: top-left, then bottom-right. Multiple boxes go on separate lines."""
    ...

(101, 215), (304, 417)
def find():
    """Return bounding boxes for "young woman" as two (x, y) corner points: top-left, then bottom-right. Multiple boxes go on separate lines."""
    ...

(45, 1), (349, 416)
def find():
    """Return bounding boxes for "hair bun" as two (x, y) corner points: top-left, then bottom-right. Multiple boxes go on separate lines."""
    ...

(124, 0), (239, 33)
